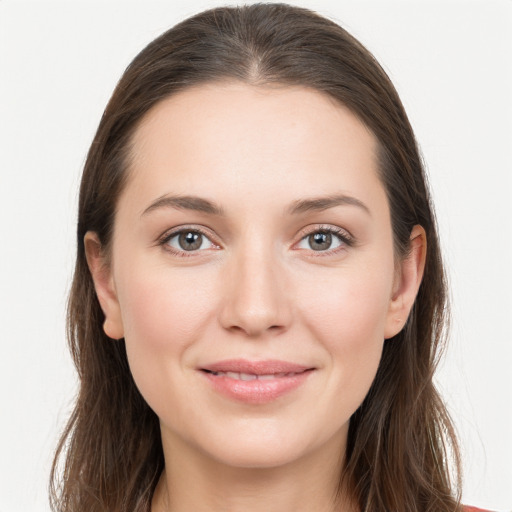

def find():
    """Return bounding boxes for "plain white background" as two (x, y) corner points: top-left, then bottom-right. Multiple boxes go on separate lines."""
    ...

(0, 1), (511, 510)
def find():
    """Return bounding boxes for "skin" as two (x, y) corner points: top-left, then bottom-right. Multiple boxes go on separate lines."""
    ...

(85, 82), (426, 512)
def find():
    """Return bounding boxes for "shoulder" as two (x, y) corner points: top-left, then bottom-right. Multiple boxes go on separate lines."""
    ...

(464, 507), (495, 512)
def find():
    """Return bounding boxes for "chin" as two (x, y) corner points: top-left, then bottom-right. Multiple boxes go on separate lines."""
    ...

(209, 441), (311, 470)
(190, 418), (347, 471)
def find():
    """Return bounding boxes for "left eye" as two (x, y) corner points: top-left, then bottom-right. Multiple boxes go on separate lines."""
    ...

(166, 230), (215, 252)
(296, 230), (345, 252)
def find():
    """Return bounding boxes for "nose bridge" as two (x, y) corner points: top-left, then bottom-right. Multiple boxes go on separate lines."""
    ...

(220, 235), (290, 336)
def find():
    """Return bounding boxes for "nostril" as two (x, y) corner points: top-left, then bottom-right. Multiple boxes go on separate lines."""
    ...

(225, 323), (286, 337)
(218, 276), (292, 336)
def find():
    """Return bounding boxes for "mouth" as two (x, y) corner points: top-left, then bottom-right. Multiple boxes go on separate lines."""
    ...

(202, 370), (307, 381)
(199, 359), (315, 404)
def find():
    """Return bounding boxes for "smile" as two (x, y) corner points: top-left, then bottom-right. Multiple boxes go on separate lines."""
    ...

(205, 370), (303, 380)
(200, 360), (314, 404)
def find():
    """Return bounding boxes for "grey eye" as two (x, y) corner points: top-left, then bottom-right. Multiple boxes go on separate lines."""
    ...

(297, 231), (344, 252)
(308, 232), (332, 251)
(179, 231), (203, 251)
(167, 231), (214, 252)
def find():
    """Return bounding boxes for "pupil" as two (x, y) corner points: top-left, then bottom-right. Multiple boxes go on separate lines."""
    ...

(310, 232), (331, 251)
(179, 232), (202, 251)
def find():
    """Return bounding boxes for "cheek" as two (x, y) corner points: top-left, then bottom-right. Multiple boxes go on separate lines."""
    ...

(298, 261), (394, 394)
(301, 262), (393, 340)
(114, 263), (218, 407)
(118, 264), (217, 347)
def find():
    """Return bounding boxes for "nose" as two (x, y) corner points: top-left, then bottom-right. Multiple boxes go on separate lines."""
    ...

(219, 247), (292, 337)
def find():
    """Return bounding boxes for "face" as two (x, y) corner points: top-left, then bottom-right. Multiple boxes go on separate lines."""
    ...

(87, 82), (423, 471)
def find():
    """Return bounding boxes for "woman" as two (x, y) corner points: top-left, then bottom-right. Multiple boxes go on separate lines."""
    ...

(50, 4), (488, 511)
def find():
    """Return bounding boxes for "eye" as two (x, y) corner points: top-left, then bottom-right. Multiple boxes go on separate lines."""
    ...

(296, 227), (351, 252)
(163, 229), (217, 253)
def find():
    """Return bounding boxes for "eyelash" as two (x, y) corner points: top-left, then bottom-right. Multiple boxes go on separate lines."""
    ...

(158, 226), (220, 258)
(158, 224), (354, 258)
(294, 224), (354, 256)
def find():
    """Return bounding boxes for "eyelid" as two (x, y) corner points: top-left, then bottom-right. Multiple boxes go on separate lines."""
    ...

(293, 224), (354, 253)
(156, 223), (354, 257)
(158, 225), (222, 256)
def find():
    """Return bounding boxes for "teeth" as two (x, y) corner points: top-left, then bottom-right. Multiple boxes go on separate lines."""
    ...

(239, 373), (257, 381)
(209, 371), (296, 380)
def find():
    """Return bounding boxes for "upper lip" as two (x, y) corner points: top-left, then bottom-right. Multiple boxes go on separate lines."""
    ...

(200, 359), (312, 375)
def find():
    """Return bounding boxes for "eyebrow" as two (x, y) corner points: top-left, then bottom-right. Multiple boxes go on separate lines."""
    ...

(141, 194), (225, 217)
(287, 194), (371, 216)
(141, 193), (370, 218)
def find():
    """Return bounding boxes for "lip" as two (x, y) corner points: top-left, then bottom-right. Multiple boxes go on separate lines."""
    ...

(199, 359), (314, 404)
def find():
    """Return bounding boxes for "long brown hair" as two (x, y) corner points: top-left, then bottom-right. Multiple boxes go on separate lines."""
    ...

(50, 4), (462, 511)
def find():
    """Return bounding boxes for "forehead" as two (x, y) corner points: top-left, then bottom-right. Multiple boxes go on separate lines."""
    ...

(123, 82), (384, 215)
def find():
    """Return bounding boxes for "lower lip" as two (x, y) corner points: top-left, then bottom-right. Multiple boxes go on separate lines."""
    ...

(202, 370), (313, 404)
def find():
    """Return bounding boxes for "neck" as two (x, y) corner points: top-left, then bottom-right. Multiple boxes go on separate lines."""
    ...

(152, 430), (357, 512)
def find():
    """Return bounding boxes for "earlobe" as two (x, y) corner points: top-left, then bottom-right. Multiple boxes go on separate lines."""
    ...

(384, 225), (427, 339)
(84, 232), (124, 340)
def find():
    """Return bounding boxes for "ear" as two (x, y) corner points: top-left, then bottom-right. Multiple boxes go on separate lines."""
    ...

(84, 231), (124, 340)
(384, 225), (427, 339)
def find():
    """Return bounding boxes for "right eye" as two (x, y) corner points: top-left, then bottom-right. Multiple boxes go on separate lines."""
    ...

(162, 229), (218, 255)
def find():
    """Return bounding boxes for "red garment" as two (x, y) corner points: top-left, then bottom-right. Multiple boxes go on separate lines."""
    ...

(465, 507), (493, 512)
